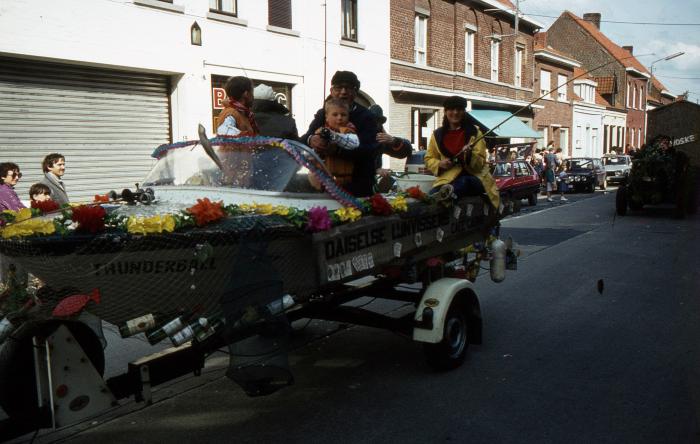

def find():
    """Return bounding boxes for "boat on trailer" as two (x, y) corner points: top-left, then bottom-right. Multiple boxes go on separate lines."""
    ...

(0, 131), (513, 434)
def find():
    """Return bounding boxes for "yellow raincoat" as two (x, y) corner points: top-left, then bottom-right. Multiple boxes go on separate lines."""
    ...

(424, 126), (500, 209)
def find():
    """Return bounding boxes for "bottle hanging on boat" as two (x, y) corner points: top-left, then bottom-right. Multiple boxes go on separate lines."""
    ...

(118, 312), (177, 338)
(170, 316), (223, 347)
(146, 312), (195, 345)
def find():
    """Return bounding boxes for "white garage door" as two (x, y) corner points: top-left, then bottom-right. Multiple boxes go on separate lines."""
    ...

(0, 57), (171, 203)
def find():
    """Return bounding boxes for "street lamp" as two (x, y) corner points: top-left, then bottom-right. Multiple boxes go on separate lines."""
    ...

(650, 51), (684, 77)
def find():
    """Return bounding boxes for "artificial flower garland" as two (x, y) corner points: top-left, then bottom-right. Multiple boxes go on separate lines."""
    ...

(0, 191), (434, 240)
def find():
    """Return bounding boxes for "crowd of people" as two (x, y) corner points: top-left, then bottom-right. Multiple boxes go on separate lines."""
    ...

(213, 70), (495, 201)
(0, 153), (68, 212)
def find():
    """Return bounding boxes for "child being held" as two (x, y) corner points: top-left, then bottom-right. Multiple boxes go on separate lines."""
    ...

(29, 183), (60, 212)
(309, 97), (360, 189)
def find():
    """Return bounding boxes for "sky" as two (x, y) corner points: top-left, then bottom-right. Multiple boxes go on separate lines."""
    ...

(520, 0), (700, 102)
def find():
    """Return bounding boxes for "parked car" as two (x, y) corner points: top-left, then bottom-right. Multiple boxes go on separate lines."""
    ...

(564, 157), (607, 192)
(492, 160), (540, 205)
(603, 154), (632, 185)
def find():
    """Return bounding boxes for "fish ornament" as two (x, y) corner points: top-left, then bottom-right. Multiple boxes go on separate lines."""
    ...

(51, 288), (101, 317)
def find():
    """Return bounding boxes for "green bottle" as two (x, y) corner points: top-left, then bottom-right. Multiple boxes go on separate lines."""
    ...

(170, 317), (223, 347)
(119, 313), (172, 338)
(146, 314), (191, 345)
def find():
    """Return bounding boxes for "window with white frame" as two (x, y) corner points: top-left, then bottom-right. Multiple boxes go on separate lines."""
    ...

(575, 125), (582, 149)
(210, 0), (236, 15)
(557, 74), (567, 100)
(639, 86), (645, 109)
(627, 82), (631, 108)
(560, 128), (569, 152)
(465, 29), (475, 75)
(414, 14), (427, 65)
(514, 46), (524, 87)
(632, 86), (636, 109)
(490, 38), (500, 81)
(341, 0), (358, 41)
(586, 125), (591, 151)
(540, 70), (551, 98)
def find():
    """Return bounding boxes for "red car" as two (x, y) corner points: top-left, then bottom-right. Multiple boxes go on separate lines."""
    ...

(492, 160), (540, 206)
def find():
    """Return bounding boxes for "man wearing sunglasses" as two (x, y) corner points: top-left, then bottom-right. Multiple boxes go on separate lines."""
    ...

(301, 70), (379, 197)
(0, 162), (26, 211)
(39, 153), (69, 206)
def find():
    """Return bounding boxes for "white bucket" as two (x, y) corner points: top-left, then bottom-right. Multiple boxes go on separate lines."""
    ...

(395, 174), (435, 194)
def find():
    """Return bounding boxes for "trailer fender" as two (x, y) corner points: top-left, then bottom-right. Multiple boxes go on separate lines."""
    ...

(412, 278), (482, 345)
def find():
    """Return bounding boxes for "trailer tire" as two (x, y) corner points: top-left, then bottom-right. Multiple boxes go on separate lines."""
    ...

(424, 298), (469, 371)
(0, 320), (105, 428)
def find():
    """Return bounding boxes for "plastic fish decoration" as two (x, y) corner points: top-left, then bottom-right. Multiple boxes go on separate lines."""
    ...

(51, 288), (101, 317)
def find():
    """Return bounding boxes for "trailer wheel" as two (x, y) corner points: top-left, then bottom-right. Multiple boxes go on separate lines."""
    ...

(616, 185), (627, 216)
(424, 299), (469, 371)
(0, 320), (105, 428)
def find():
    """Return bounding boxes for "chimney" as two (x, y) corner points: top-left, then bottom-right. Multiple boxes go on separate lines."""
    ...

(583, 13), (601, 29)
(623, 46), (633, 54)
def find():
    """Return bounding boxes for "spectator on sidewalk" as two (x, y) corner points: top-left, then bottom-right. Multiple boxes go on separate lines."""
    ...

(39, 153), (69, 206)
(0, 162), (25, 211)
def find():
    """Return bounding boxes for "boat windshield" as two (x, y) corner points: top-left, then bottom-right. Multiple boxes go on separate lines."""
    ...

(143, 140), (325, 193)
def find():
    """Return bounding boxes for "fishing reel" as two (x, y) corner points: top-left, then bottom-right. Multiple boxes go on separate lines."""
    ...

(108, 183), (155, 205)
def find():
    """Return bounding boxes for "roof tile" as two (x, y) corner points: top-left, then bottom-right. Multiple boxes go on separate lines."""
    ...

(564, 11), (650, 76)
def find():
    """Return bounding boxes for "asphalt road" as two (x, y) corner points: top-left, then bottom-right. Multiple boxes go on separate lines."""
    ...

(17, 190), (700, 443)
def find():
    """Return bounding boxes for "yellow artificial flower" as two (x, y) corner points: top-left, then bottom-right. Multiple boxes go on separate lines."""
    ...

(390, 196), (408, 212)
(253, 203), (274, 215)
(238, 203), (254, 213)
(15, 208), (33, 222)
(127, 215), (176, 235)
(335, 206), (362, 222)
(2, 219), (55, 238)
(272, 205), (290, 216)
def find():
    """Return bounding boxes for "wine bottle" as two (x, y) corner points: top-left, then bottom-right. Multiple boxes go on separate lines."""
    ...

(119, 313), (174, 338)
(146, 313), (193, 345)
(170, 316), (223, 347)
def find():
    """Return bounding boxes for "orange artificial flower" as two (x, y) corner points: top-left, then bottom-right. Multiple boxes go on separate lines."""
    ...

(93, 193), (110, 203)
(187, 198), (226, 227)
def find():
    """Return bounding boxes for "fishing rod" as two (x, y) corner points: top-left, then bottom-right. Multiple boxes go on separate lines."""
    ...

(452, 53), (653, 160)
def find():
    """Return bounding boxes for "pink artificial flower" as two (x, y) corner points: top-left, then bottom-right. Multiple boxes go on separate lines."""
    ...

(306, 206), (332, 232)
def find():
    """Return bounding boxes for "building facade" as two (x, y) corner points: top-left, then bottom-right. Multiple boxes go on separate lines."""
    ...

(0, 0), (390, 201)
(388, 0), (543, 168)
(532, 32), (578, 156)
(546, 11), (650, 153)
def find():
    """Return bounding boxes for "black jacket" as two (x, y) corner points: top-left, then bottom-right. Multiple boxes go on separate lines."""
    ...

(301, 103), (379, 197)
(252, 99), (299, 140)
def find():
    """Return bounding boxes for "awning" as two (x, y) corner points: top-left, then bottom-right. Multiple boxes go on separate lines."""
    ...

(468, 110), (541, 138)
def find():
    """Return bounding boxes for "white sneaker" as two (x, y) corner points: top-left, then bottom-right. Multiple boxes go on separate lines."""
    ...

(560, 196), (568, 202)
(546, 197), (553, 202)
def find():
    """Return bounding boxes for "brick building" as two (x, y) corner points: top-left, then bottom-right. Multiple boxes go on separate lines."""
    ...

(546, 11), (651, 153)
(647, 76), (676, 110)
(532, 32), (578, 155)
(388, 0), (542, 167)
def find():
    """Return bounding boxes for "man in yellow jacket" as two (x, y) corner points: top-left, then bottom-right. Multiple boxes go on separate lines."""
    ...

(424, 96), (499, 210)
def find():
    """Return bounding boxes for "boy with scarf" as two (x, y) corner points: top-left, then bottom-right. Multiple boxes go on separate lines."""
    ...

(215, 76), (259, 136)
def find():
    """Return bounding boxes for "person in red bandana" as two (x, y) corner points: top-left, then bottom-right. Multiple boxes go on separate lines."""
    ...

(215, 76), (259, 136)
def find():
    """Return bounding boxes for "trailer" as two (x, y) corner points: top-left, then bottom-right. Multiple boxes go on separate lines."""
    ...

(0, 135), (515, 434)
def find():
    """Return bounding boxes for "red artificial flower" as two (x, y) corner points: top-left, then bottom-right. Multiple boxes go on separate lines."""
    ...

(187, 198), (226, 227)
(405, 186), (427, 201)
(94, 193), (110, 203)
(31, 199), (60, 214)
(369, 193), (393, 216)
(71, 205), (107, 233)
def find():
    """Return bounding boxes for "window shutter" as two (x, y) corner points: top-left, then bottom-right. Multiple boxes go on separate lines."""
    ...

(269, 0), (292, 29)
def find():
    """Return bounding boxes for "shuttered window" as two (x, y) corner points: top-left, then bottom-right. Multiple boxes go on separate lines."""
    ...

(269, 0), (292, 29)
(0, 57), (171, 203)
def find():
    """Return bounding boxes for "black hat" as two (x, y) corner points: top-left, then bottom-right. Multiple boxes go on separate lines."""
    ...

(331, 70), (360, 90)
(443, 95), (467, 110)
(368, 104), (387, 124)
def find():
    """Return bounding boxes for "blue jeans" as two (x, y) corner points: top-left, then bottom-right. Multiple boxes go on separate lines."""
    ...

(430, 174), (484, 197)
